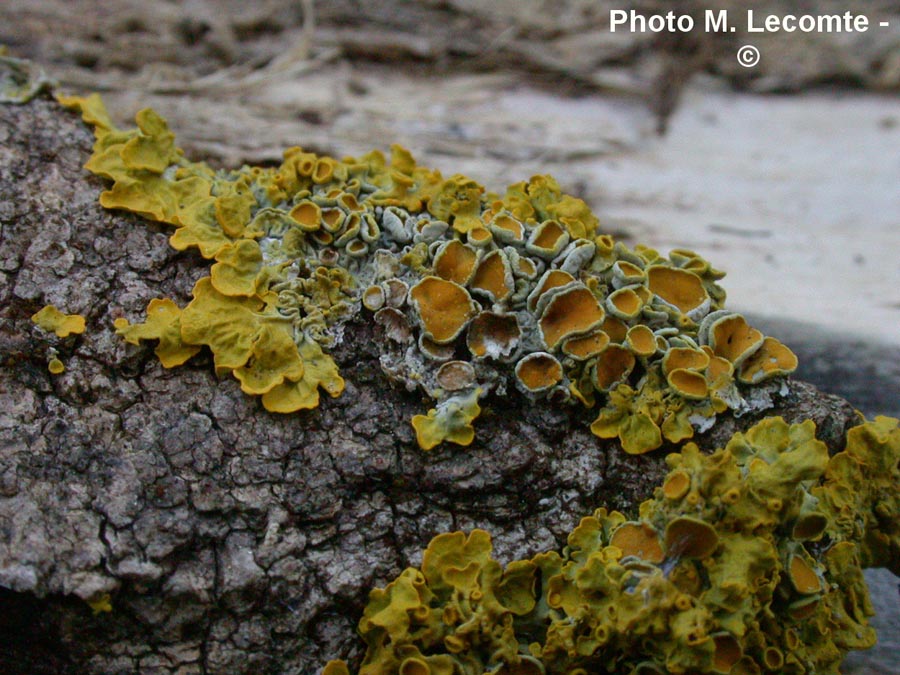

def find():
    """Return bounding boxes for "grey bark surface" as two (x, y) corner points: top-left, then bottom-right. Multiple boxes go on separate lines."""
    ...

(0, 94), (882, 675)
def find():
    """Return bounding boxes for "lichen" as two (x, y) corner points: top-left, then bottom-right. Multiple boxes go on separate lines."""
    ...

(47, 357), (65, 374)
(114, 298), (199, 368)
(86, 592), (113, 615)
(31, 304), (86, 338)
(31, 304), (86, 373)
(411, 388), (482, 451)
(325, 416), (900, 675)
(60, 94), (798, 452)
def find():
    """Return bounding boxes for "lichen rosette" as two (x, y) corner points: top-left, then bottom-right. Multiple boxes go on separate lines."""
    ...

(61, 93), (797, 453)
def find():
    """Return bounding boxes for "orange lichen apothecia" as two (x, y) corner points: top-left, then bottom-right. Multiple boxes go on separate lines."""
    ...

(60, 94), (798, 452)
(323, 416), (900, 675)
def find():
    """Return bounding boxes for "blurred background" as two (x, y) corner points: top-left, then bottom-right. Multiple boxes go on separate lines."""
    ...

(3, 1), (898, 672)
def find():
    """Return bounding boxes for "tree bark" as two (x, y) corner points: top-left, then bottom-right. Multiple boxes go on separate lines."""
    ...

(0, 94), (872, 674)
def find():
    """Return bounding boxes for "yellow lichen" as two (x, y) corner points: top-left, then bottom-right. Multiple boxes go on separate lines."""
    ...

(178, 277), (271, 371)
(606, 286), (643, 320)
(663, 347), (710, 375)
(527, 270), (575, 313)
(667, 368), (709, 400)
(526, 219), (569, 259)
(260, 338), (345, 413)
(233, 323), (305, 395)
(429, 175), (484, 233)
(625, 324), (657, 357)
(664, 516), (719, 559)
(707, 314), (764, 367)
(488, 213), (525, 244)
(31, 305), (86, 338)
(328, 417), (900, 675)
(61, 94), (798, 453)
(592, 344), (635, 392)
(114, 298), (200, 368)
(86, 593), (113, 615)
(411, 388), (482, 451)
(210, 239), (264, 297)
(737, 336), (798, 384)
(590, 382), (662, 455)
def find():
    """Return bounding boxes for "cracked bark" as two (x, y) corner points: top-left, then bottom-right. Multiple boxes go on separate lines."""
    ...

(0, 95), (876, 675)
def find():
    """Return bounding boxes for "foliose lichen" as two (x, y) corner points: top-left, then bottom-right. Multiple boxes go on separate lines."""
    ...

(31, 304), (86, 373)
(323, 415), (900, 675)
(31, 304), (86, 338)
(58, 93), (799, 453)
